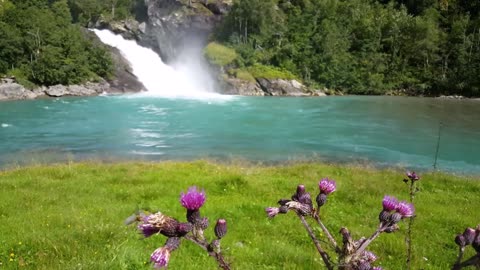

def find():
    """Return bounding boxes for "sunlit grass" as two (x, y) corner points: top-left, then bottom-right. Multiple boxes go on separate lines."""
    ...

(0, 161), (478, 269)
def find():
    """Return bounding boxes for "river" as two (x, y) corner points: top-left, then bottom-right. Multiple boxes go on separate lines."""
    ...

(1, 95), (479, 174)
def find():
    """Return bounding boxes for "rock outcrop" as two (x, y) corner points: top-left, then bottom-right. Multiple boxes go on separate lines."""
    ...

(0, 77), (114, 101)
(256, 78), (311, 96)
(138, 0), (231, 62)
(0, 78), (39, 101)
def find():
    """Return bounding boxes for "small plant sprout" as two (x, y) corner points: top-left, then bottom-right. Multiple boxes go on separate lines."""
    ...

(127, 186), (231, 269)
(452, 225), (480, 270)
(265, 177), (414, 270)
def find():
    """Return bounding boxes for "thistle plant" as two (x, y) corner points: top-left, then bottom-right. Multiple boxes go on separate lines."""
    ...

(452, 225), (480, 269)
(403, 171), (420, 270)
(126, 186), (231, 269)
(265, 178), (415, 270)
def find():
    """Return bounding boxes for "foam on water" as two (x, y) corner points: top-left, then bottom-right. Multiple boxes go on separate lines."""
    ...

(92, 29), (233, 101)
(1, 123), (11, 128)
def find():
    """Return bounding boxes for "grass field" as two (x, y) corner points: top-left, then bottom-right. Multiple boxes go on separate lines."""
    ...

(0, 161), (479, 269)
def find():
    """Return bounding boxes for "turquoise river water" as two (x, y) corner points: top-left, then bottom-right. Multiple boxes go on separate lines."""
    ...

(0, 95), (479, 174)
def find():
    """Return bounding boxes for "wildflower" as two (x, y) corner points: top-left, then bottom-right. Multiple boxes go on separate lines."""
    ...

(292, 185), (313, 206)
(318, 178), (336, 195)
(463, 228), (476, 245)
(180, 186), (206, 211)
(406, 171), (420, 181)
(138, 212), (191, 238)
(372, 267), (383, 270)
(455, 234), (466, 247)
(150, 247), (170, 269)
(265, 207), (280, 218)
(214, 219), (227, 239)
(396, 201), (415, 218)
(138, 222), (160, 238)
(382, 196), (398, 212)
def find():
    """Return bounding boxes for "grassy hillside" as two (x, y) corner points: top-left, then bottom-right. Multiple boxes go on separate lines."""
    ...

(0, 161), (479, 269)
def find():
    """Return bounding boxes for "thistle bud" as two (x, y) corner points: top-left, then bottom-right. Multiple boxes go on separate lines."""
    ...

(316, 193), (327, 207)
(389, 212), (402, 224)
(214, 219), (227, 239)
(378, 210), (390, 224)
(186, 209), (201, 224)
(175, 222), (192, 237)
(455, 234), (466, 247)
(463, 228), (476, 245)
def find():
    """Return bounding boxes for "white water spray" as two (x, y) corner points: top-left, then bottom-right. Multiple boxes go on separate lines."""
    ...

(92, 29), (230, 100)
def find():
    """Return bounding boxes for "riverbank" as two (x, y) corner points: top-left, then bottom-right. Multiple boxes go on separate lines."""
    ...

(1, 161), (478, 269)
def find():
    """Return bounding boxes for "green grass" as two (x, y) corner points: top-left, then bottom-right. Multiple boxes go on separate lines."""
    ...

(204, 42), (238, 67)
(0, 161), (479, 269)
(247, 64), (297, 80)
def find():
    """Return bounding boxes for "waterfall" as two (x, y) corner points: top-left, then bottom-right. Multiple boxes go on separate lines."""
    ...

(92, 29), (229, 100)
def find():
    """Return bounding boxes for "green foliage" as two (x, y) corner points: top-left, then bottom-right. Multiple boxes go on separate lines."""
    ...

(0, 0), (113, 87)
(247, 64), (297, 80)
(204, 42), (238, 66)
(0, 161), (479, 269)
(213, 0), (480, 96)
(68, 0), (135, 25)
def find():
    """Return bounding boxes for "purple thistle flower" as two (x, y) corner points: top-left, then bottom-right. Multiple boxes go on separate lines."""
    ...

(150, 247), (171, 269)
(372, 267), (383, 270)
(406, 171), (420, 181)
(382, 196), (398, 211)
(265, 207), (280, 218)
(180, 186), (206, 211)
(318, 178), (336, 194)
(396, 201), (415, 218)
(138, 222), (160, 238)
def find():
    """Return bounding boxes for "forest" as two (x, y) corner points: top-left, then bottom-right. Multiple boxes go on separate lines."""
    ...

(214, 0), (480, 96)
(0, 0), (135, 87)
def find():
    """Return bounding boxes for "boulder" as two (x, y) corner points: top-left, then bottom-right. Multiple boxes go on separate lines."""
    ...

(256, 78), (310, 96)
(0, 78), (27, 100)
(44, 85), (69, 97)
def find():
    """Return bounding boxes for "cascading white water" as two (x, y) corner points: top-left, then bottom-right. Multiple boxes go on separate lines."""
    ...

(92, 29), (229, 100)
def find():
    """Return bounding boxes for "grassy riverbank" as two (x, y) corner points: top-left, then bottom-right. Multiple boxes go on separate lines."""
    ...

(0, 161), (479, 269)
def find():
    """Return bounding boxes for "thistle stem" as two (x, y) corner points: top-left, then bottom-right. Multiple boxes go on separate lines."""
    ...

(354, 225), (385, 257)
(313, 213), (340, 253)
(184, 235), (231, 270)
(406, 180), (415, 270)
(297, 213), (334, 270)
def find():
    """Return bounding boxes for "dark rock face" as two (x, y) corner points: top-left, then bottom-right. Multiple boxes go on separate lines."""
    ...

(108, 47), (146, 93)
(139, 0), (227, 63)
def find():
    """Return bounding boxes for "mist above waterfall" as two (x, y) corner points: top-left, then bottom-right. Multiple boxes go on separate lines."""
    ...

(92, 29), (229, 100)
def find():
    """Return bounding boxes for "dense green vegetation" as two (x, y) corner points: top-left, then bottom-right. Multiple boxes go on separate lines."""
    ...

(0, 161), (479, 269)
(0, 0), (120, 87)
(213, 0), (480, 96)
